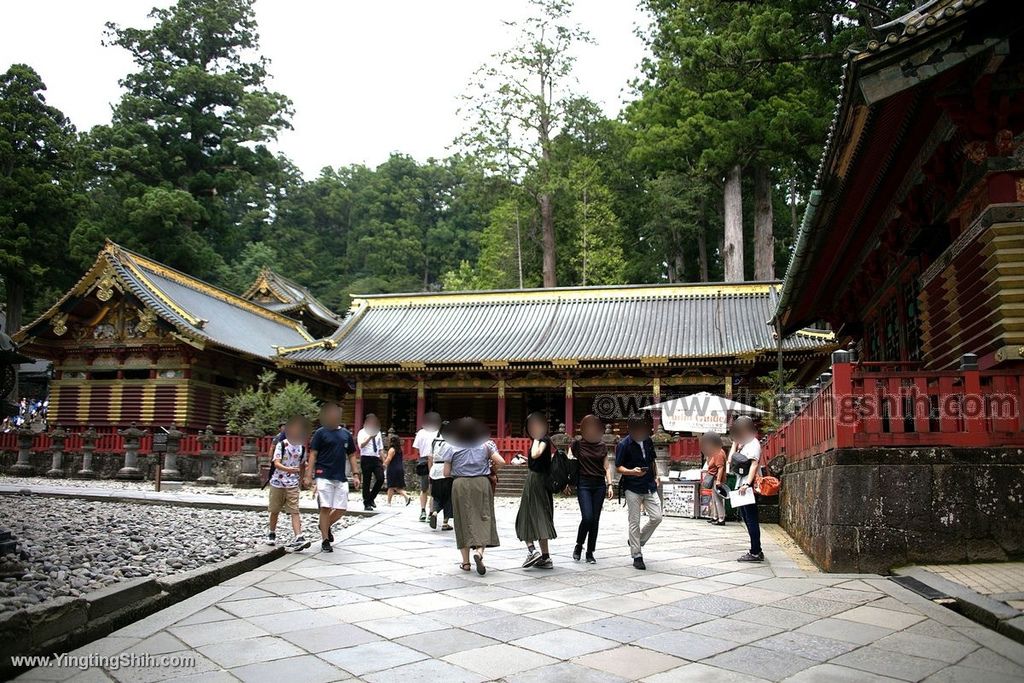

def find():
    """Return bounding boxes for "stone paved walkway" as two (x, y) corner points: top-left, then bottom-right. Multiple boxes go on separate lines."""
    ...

(916, 563), (1024, 612)
(14, 501), (1024, 682)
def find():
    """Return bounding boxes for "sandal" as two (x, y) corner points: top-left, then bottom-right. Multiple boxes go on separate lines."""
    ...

(441, 524), (453, 531)
(459, 562), (472, 572)
(473, 550), (486, 576)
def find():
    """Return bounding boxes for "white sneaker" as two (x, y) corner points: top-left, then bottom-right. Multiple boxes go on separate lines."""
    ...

(522, 550), (542, 568)
(264, 532), (277, 546)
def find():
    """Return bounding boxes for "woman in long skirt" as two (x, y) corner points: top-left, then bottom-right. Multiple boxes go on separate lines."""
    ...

(383, 434), (410, 506)
(515, 412), (557, 569)
(440, 418), (504, 575)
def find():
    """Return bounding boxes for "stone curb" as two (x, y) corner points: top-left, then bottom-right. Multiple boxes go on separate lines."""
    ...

(894, 567), (1024, 646)
(0, 545), (284, 679)
(0, 486), (374, 516)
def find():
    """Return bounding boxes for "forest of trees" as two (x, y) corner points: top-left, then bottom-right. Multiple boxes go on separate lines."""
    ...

(1, 0), (915, 332)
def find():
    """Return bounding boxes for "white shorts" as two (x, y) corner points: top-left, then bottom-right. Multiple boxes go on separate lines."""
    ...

(315, 478), (349, 510)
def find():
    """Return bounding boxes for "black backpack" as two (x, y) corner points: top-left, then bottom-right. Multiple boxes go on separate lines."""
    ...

(547, 448), (578, 493)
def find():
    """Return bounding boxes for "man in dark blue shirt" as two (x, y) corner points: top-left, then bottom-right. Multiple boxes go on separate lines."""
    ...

(305, 403), (358, 552)
(615, 414), (663, 570)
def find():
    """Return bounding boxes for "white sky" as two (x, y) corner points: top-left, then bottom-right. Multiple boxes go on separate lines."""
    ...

(0, 0), (649, 177)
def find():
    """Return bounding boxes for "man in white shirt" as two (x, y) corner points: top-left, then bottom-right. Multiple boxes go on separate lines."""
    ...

(357, 414), (385, 510)
(728, 416), (764, 562)
(412, 412), (441, 522)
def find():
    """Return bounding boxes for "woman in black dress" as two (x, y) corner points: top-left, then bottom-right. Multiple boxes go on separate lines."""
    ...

(515, 412), (557, 569)
(383, 434), (411, 506)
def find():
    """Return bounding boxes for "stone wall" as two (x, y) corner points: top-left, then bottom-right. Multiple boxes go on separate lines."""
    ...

(0, 452), (243, 485)
(780, 446), (1024, 573)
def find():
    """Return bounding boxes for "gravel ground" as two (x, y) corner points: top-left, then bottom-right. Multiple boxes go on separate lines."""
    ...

(0, 476), (272, 500)
(0, 496), (281, 618)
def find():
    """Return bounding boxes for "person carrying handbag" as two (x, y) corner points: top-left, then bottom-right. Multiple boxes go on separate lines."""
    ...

(700, 431), (728, 525)
(728, 416), (765, 562)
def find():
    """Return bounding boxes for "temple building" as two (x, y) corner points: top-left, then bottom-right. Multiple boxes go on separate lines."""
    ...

(277, 283), (835, 437)
(766, 0), (1024, 572)
(12, 242), (341, 431)
(241, 268), (342, 339)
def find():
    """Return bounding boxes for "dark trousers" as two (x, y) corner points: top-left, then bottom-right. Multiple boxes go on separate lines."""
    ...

(430, 477), (453, 519)
(576, 476), (607, 554)
(738, 502), (762, 555)
(360, 456), (384, 506)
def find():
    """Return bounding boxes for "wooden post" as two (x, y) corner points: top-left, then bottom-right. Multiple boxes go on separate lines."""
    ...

(651, 377), (662, 432)
(961, 353), (986, 441)
(416, 378), (426, 429)
(831, 351), (855, 448)
(354, 381), (364, 434)
(496, 378), (507, 439)
(565, 379), (574, 436)
(724, 373), (733, 398)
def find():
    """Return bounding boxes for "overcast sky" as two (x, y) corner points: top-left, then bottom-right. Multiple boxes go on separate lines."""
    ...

(1, 0), (649, 177)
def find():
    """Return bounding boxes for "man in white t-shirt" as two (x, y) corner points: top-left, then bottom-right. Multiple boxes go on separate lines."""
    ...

(728, 416), (764, 562)
(357, 414), (385, 510)
(412, 412), (441, 522)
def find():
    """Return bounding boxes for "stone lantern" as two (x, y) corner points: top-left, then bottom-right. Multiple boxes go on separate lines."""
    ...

(9, 427), (35, 475)
(76, 427), (98, 479)
(160, 424), (184, 481)
(46, 425), (68, 478)
(196, 425), (218, 487)
(651, 424), (677, 477)
(550, 422), (570, 454)
(234, 421), (261, 488)
(116, 422), (148, 480)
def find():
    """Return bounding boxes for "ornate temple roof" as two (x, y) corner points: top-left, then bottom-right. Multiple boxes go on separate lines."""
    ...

(278, 282), (835, 370)
(774, 0), (1002, 334)
(15, 243), (313, 360)
(241, 268), (341, 333)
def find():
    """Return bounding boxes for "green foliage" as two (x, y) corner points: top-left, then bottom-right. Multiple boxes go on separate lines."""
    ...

(757, 368), (797, 432)
(566, 159), (625, 286)
(218, 241), (279, 294)
(224, 370), (319, 435)
(0, 64), (80, 333)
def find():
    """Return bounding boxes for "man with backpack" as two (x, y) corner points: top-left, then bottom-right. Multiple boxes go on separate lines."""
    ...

(265, 415), (312, 552)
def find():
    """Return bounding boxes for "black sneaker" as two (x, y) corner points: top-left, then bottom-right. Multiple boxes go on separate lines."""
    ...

(286, 536), (311, 552)
(328, 528), (334, 543)
(737, 552), (765, 562)
(321, 539), (333, 553)
(429, 513), (438, 530)
(585, 553), (596, 564)
(572, 545), (582, 562)
(633, 556), (646, 570)
(264, 532), (277, 546)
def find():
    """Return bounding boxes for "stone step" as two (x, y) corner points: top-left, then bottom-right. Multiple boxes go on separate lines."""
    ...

(0, 530), (11, 542)
(0, 540), (17, 556)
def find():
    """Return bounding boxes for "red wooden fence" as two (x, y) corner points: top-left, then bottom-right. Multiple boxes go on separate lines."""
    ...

(763, 358), (1024, 463)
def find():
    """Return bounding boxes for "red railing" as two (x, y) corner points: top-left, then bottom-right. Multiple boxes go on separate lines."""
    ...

(0, 432), (276, 456)
(763, 356), (1024, 463)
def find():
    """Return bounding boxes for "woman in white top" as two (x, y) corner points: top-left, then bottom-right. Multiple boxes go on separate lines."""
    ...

(728, 416), (764, 562)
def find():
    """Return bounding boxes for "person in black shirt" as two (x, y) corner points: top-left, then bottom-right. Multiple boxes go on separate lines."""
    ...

(615, 414), (662, 570)
(515, 412), (557, 569)
(304, 403), (359, 553)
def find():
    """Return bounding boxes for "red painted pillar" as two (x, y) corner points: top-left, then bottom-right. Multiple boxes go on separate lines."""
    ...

(831, 350), (855, 448)
(416, 379), (425, 428)
(496, 379), (506, 439)
(565, 379), (574, 436)
(961, 354), (986, 441)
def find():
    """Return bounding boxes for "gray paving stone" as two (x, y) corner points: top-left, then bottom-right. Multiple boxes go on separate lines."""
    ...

(731, 605), (818, 629)
(684, 616), (783, 644)
(245, 607), (342, 633)
(954, 649), (1024, 678)
(197, 635), (305, 668)
(174, 606), (235, 627)
(574, 615), (670, 642)
(428, 603), (508, 627)
(923, 665), (1024, 683)
(803, 586), (881, 604)
(504, 661), (629, 683)
(361, 657), (486, 683)
(107, 650), (219, 683)
(463, 614), (557, 641)
(357, 613), (446, 638)
(575, 644), (686, 679)
(628, 605), (714, 629)
(170, 620), (269, 648)
(831, 645), (947, 681)
(279, 622), (379, 652)
(218, 596), (304, 618)
(531, 604), (609, 626)
(443, 642), (557, 678)
(872, 631), (979, 664)
(704, 645), (817, 681)
(512, 627), (618, 659)
(319, 640), (426, 676)
(752, 631), (857, 662)
(833, 605), (926, 630)
(633, 630), (737, 661)
(640, 662), (769, 682)
(288, 589), (369, 608)
(794, 616), (893, 645)
(783, 663), (903, 682)
(395, 627), (499, 657)
(128, 631), (189, 655)
(673, 594), (757, 617)
(257, 578), (334, 595)
(772, 594), (851, 617)
(229, 654), (345, 683)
